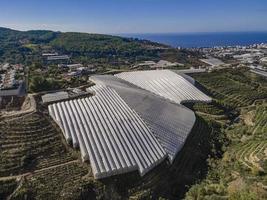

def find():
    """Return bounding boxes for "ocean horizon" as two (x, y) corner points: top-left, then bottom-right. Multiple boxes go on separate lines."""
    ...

(119, 32), (267, 48)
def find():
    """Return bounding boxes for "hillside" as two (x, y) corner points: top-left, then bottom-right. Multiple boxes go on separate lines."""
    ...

(0, 27), (202, 67)
(185, 68), (267, 199)
(0, 27), (58, 64)
(2, 27), (266, 200)
(1, 68), (266, 199)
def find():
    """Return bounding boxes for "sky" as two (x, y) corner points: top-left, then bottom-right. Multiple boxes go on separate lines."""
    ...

(0, 0), (267, 34)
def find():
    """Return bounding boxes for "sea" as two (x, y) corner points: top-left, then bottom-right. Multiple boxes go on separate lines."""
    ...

(120, 32), (267, 48)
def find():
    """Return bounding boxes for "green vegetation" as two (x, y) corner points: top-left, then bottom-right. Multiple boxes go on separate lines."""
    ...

(1, 27), (267, 199)
(29, 75), (62, 92)
(0, 27), (202, 68)
(0, 27), (57, 64)
(11, 163), (89, 200)
(28, 63), (90, 92)
(1, 27), (204, 92)
(191, 68), (267, 108)
(50, 32), (202, 67)
(185, 68), (267, 199)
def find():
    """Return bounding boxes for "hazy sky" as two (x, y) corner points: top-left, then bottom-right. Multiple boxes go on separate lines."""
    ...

(0, 0), (267, 33)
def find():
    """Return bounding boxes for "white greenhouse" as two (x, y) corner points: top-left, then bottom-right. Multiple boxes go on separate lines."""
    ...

(49, 70), (212, 179)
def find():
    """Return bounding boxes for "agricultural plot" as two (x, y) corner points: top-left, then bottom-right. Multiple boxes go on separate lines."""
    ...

(12, 162), (89, 200)
(192, 102), (226, 116)
(191, 68), (267, 108)
(234, 141), (267, 171)
(185, 69), (267, 199)
(229, 104), (267, 172)
(248, 106), (267, 135)
(0, 113), (76, 177)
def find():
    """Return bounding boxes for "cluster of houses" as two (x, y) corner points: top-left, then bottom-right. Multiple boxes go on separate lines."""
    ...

(58, 63), (97, 77)
(42, 53), (70, 61)
(0, 63), (24, 90)
(196, 43), (267, 74)
(42, 52), (97, 77)
(0, 63), (25, 109)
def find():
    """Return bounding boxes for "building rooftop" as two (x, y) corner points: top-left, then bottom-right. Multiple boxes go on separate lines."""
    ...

(47, 55), (70, 61)
(42, 91), (69, 103)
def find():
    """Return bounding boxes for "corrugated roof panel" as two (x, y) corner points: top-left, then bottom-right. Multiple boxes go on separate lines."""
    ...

(115, 70), (212, 104)
(49, 71), (211, 179)
(49, 85), (166, 179)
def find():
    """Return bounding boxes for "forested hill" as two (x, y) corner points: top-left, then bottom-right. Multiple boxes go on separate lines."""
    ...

(0, 27), (201, 67)
(0, 27), (58, 64)
(0, 27), (58, 44)
(0, 27), (167, 48)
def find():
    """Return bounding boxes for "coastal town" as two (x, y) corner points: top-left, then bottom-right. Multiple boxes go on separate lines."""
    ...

(192, 43), (267, 75)
(1, 42), (267, 111)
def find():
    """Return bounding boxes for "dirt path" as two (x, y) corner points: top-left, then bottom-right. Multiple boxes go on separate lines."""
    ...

(0, 160), (79, 182)
(0, 94), (36, 120)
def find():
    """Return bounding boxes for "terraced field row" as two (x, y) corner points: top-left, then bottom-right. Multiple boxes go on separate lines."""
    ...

(11, 162), (89, 200)
(248, 107), (267, 135)
(192, 68), (267, 108)
(230, 104), (267, 171)
(234, 141), (267, 171)
(182, 69), (267, 199)
(202, 85), (262, 108)
(193, 102), (225, 115)
(225, 70), (267, 89)
(0, 113), (76, 177)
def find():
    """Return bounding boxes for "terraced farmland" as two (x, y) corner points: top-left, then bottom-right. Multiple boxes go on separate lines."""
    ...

(248, 106), (267, 135)
(234, 141), (267, 171)
(191, 68), (267, 108)
(0, 113), (76, 177)
(0, 112), (93, 199)
(229, 104), (267, 173)
(193, 101), (226, 116)
(185, 69), (267, 199)
(12, 162), (89, 200)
